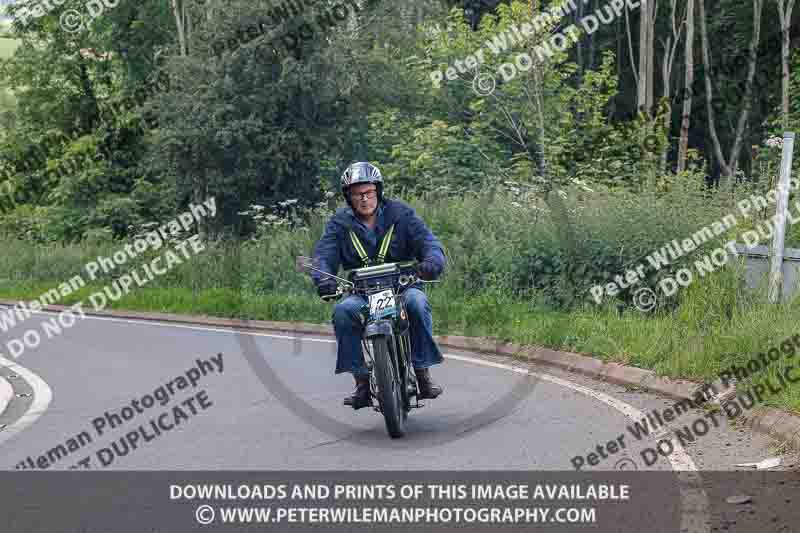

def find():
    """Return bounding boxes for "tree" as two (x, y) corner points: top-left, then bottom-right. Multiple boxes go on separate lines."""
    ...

(698, 0), (765, 182)
(776, 0), (796, 129)
(637, 0), (656, 116)
(677, 0), (694, 172)
(659, 0), (687, 171)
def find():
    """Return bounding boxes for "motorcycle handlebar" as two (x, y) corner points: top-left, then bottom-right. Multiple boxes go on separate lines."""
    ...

(318, 273), (440, 303)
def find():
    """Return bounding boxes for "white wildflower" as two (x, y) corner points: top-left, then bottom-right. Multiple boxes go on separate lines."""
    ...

(765, 136), (784, 148)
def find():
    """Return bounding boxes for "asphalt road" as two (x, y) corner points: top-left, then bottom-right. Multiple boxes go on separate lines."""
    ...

(0, 310), (796, 472)
(3, 311), (800, 533)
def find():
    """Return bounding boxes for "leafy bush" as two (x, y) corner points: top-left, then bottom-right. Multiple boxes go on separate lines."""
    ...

(0, 179), (761, 315)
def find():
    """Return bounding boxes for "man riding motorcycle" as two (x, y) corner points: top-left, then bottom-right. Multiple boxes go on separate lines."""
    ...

(310, 162), (446, 409)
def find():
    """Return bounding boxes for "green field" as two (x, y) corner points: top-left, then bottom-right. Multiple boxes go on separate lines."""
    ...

(0, 36), (19, 58)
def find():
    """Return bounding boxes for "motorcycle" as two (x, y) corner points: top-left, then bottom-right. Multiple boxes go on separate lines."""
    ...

(296, 256), (439, 438)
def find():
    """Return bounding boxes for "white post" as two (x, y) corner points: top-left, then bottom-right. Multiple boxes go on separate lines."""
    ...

(769, 132), (795, 303)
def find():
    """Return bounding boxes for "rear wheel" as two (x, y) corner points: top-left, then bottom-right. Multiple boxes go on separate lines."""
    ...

(372, 334), (406, 438)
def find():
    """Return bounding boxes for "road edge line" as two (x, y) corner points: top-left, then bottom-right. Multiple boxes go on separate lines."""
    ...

(0, 373), (11, 418)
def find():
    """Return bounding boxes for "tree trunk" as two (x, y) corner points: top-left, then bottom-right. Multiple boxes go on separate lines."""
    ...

(637, 0), (656, 116)
(777, 0), (796, 130)
(576, 0), (584, 78)
(77, 59), (99, 131)
(698, 0), (763, 183)
(636, 0), (648, 113)
(614, 11), (622, 120)
(677, 0), (694, 172)
(647, 0), (656, 113)
(184, 0), (192, 48)
(660, 0), (685, 172)
(697, 0), (729, 176)
(529, 0), (548, 182)
(625, 0), (639, 95)
(194, 168), (209, 240)
(588, 0), (597, 70)
(727, 0), (764, 181)
(171, 0), (188, 56)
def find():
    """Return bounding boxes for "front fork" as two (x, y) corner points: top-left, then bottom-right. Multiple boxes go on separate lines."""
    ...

(363, 319), (394, 409)
(363, 318), (420, 410)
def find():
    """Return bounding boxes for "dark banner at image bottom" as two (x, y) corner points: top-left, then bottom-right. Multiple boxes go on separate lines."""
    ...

(2, 471), (799, 532)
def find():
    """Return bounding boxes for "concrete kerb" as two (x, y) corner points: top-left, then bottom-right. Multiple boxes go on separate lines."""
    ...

(2, 299), (800, 453)
(0, 373), (12, 418)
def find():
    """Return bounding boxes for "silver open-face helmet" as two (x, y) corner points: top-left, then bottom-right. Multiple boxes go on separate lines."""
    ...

(340, 162), (383, 206)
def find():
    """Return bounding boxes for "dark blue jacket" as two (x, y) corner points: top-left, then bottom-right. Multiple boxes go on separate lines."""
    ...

(311, 198), (446, 286)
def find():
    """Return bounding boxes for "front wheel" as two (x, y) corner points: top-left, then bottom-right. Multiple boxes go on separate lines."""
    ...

(372, 334), (407, 438)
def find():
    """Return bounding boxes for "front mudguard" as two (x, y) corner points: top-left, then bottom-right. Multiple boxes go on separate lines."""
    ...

(365, 319), (394, 339)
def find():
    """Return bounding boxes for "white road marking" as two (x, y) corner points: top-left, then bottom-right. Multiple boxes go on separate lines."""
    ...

(0, 355), (53, 448)
(444, 353), (700, 471)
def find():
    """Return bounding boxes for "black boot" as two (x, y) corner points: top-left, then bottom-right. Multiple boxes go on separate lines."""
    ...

(415, 368), (443, 399)
(343, 375), (371, 409)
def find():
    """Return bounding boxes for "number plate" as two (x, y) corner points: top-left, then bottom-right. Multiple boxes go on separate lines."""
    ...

(369, 289), (396, 318)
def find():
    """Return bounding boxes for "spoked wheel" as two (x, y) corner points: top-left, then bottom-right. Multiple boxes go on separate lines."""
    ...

(371, 334), (407, 438)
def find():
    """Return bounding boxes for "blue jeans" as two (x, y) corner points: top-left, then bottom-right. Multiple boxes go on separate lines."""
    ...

(332, 287), (444, 377)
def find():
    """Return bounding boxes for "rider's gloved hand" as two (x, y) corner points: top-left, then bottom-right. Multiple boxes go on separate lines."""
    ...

(317, 279), (338, 298)
(417, 260), (438, 281)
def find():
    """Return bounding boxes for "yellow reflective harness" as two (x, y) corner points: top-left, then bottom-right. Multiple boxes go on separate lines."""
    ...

(349, 224), (395, 268)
